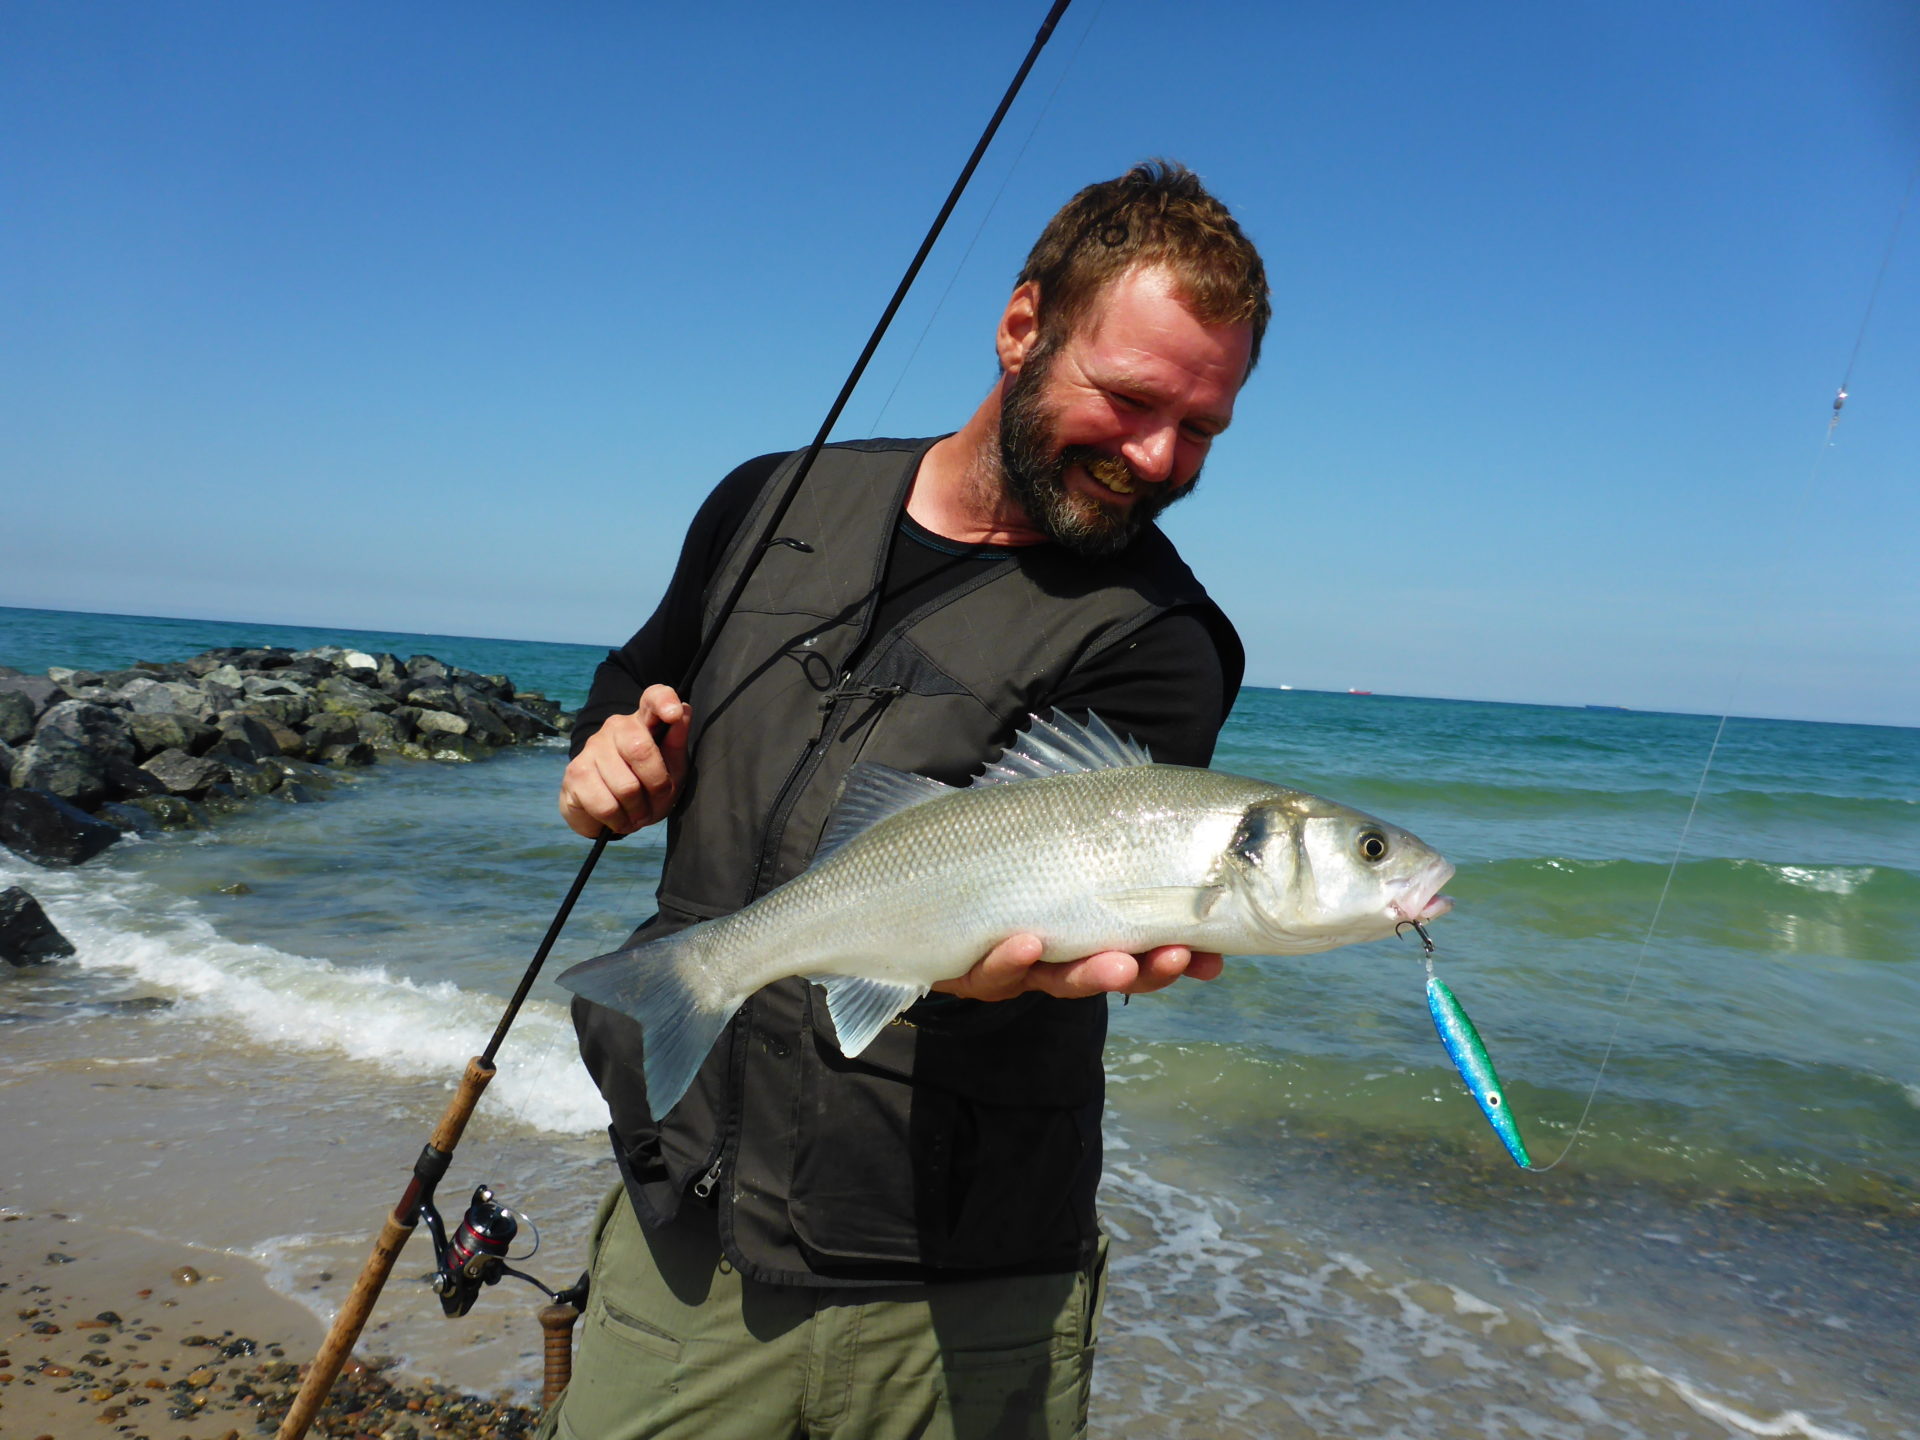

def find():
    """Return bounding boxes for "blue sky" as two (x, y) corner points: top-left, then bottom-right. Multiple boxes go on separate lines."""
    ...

(4, 2), (1916, 726)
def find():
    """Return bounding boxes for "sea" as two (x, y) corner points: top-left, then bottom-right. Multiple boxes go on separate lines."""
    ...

(2, 603), (1917, 1439)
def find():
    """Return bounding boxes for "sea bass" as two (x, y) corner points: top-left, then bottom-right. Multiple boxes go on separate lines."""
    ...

(559, 712), (1454, 1119)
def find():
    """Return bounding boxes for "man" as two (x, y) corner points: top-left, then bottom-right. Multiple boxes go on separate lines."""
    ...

(547, 161), (1269, 1440)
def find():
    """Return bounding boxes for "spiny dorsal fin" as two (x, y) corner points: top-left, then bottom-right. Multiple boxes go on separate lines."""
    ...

(816, 763), (955, 861)
(968, 710), (1153, 789)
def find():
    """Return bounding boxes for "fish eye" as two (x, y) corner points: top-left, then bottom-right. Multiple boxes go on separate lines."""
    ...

(1357, 829), (1390, 863)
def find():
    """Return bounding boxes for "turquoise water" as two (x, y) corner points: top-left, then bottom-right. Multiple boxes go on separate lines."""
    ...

(4, 604), (1918, 1438)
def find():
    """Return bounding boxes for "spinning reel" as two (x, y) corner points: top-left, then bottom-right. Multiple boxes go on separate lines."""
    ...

(418, 1183), (585, 1318)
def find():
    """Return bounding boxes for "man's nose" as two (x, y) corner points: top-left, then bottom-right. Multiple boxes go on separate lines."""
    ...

(1122, 422), (1179, 487)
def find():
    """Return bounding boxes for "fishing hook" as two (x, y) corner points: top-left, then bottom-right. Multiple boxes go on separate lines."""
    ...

(1396, 919), (1435, 955)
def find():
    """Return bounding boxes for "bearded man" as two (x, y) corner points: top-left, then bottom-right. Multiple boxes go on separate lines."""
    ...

(545, 160), (1270, 1440)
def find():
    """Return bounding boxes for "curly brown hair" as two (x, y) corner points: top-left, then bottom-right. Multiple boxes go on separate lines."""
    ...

(1017, 159), (1270, 372)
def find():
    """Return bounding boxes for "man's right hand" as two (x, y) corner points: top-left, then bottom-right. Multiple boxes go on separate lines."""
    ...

(558, 685), (692, 837)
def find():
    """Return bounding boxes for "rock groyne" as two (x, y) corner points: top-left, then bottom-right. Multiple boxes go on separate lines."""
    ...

(0, 645), (575, 868)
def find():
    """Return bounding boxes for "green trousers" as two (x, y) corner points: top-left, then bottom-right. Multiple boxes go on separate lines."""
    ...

(537, 1186), (1107, 1440)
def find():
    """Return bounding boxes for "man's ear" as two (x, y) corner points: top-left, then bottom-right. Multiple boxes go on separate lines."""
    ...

(996, 281), (1043, 376)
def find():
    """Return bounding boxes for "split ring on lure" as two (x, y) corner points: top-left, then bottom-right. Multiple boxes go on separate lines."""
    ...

(1426, 976), (1532, 1168)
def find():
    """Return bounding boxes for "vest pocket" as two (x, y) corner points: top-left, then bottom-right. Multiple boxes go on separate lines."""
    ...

(787, 1019), (1102, 1271)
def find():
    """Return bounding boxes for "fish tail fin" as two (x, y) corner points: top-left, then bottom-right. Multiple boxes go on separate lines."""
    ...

(558, 933), (738, 1119)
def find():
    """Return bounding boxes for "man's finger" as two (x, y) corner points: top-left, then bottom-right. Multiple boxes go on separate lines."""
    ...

(1036, 950), (1141, 999)
(659, 703), (692, 790)
(561, 766), (632, 838)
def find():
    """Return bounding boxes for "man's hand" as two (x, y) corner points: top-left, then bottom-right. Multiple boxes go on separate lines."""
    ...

(558, 685), (691, 838)
(932, 934), (1224, 1002)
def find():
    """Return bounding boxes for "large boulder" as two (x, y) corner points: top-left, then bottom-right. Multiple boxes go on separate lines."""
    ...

(35, 700), (136, 762)
(10, 736), (113, 809)
(354, 711), (411, 751)
(0, 886), (77, 964)
(240, 693), (314, 729)
(400, 705), (468, 738)
(314, 675), (394, 716)
(211, 713), (285, 763)
(0, 690), (36, 745)
(514, 693), (567, 727)
(452, 691), (515, 747)
(0, 789), (121, 866)
(302, 711), (361, 753)
(403, 683), (461, 715)
(219, 755), (281, 797)
(261, 756), (335, 792)
(126, 681), (217, 721)
(492, 699), (558, 742)
(200, 679), (244, 712)
(140, 748), (230, 797)
(127, 711), (218, 760)
(0, 675), (71, 725)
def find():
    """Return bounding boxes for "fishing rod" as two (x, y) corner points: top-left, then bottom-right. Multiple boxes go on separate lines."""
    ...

(272, 5), (1073, 1435)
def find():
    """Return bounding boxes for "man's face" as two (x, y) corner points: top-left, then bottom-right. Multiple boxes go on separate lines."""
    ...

(997, 265), (1252, 557)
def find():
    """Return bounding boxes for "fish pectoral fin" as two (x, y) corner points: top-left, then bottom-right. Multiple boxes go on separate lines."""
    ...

(810, 974), (929, 1058)
(1098, 885), (1228, 931)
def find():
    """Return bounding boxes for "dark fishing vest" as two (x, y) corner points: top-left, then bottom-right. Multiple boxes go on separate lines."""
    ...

(574, 437), (1235, 1285)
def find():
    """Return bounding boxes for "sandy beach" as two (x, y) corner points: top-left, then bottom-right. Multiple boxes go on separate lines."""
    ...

(0, 1209), (544, 1440)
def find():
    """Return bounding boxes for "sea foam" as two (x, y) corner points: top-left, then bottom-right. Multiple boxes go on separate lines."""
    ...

(3, 850), (608, 1136)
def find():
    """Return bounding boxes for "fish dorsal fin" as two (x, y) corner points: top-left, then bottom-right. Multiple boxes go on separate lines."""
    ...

(816, 763), (956, 861)
(968, 710), (1153, 789)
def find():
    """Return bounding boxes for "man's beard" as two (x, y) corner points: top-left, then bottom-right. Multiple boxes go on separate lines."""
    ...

(996, 349), (1198, 557)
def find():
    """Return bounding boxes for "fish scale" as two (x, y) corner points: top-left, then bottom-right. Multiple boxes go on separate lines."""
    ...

(560, 712), (1454, 1119)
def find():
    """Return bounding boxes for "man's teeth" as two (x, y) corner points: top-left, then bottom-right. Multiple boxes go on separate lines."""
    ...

(1084, 458), (1135, 494)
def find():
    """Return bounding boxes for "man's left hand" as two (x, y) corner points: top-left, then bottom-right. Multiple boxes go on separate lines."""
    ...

(931, 935), (1224, 1002)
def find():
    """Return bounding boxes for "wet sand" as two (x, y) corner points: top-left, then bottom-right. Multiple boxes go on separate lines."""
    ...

(0, 1211), (542, 1440)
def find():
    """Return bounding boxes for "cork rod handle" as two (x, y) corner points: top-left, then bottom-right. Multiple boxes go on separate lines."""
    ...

(274, 1057), (497, 1440)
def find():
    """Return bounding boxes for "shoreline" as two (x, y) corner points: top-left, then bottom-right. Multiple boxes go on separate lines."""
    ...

(0, 1209), (544, 1439)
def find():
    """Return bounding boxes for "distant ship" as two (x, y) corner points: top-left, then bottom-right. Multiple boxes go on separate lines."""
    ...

(1347, 688), (1373, 696)
(1585, 704), (1630, 712)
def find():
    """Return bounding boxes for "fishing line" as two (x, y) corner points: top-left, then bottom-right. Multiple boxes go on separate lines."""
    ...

(275, 13), (1094, 1432)
(1509, 153), (1919, 1175)
(472, 0), (1079, 1126)
(864, 0), (1109, 438)
(476, 839), (656, 1178)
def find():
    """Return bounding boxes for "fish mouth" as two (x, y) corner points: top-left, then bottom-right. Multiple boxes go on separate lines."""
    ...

(1389, 860), (1456, 924)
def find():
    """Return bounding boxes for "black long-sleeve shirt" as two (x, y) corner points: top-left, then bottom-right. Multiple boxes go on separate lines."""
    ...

(573, 450), (1240, 769)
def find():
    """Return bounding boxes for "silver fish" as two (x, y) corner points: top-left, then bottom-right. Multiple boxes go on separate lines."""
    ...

(559, 712), (1454, 1118)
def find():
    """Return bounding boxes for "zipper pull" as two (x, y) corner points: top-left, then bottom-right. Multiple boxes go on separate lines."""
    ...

(806, 671), (852, 746)
(693, 1157), (724, 1201)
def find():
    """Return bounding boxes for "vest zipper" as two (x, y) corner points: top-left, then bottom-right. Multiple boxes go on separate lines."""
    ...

(750, 672), (910, 900)
(693, 1155), (724, 1201)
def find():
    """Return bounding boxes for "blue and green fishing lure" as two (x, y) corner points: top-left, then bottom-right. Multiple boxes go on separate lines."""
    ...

(1426, 975), (1531, 1168)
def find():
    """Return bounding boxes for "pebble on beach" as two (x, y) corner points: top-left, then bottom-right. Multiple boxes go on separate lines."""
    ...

(0, 1212), (544, 1440)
